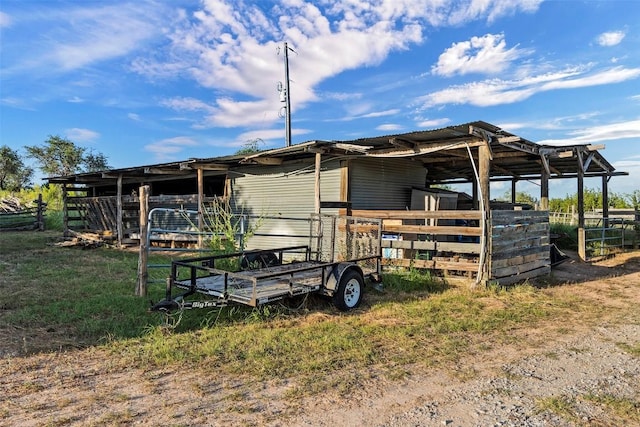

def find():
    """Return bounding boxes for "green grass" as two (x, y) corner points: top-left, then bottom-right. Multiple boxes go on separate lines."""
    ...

(584, 393), (640, 423)
(0, 230), (621, 398)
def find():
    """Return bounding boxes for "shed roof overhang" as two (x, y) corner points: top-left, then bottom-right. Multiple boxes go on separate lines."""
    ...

(46, 121), (626, 187)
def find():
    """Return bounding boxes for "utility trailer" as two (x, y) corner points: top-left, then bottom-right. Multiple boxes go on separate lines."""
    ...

(150, 215), (382, 312)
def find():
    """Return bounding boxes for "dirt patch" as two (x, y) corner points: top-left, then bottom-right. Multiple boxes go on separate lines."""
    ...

(1, 251), (639, 426)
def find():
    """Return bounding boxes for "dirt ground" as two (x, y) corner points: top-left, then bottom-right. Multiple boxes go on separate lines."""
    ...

(1, 251), (639, 426)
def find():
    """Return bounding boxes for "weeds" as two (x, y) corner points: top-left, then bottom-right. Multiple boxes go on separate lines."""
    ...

(584, 393), (640, 423)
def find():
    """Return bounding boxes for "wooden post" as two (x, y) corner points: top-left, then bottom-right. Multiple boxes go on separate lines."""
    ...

(471, 179), (478, 210)
(540, 168), (549, 211)
(478, 144), (491, 283)
(62, 184), (69, 238)
(116, 174), (123, 247)
(340, 160), (350, 215)
(314, 152), (321, 215)
(136, 185), (150, 296)
(602, 175), (609, 228)
(577, 161), (586, 260)
(511, 179), (517, 204)
(197, 167), (204, 249)
(36, 193), (44, 231)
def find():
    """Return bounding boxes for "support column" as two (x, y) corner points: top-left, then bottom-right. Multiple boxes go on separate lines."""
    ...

(116, 174), (123, 246)
(478, 144), (491, 283)
(602, 175), (609, 227)
(62, 184), (69, 238)
(197, 167), (204, 249)
(577, 158), (586, 260)
(471, 179), (478, 210)
(314, 152), (321, 215)
(136, 185), (150, 296)
(540, 168), (549, 211)
(511, 179), (517, 204)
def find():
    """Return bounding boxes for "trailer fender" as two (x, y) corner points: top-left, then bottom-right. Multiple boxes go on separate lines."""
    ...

(324, 263), (364, 293)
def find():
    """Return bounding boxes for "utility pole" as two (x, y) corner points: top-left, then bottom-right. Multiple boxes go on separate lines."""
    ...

(278, 42), (293, 147)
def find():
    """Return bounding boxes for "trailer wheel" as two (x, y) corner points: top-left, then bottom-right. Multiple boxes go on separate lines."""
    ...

(333, 269), (363, 311)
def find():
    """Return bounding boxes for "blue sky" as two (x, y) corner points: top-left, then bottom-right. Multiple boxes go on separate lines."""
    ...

(1, 0), (639, 200)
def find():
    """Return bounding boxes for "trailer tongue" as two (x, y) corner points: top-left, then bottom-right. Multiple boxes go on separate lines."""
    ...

(150, 215), (382, 312)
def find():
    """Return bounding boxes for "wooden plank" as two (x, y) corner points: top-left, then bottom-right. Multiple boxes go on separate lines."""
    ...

(491, 210), (549, 223)
(491, 222), (549, 237)
(350, 209), (482, 220)
(383, 224), (481, 236)
(382, 257), (478, 272)
(491, 252), (550, 269)
(491, 245), (549, 262)
(492, 265), (551, 286)
(491, 259), (550, 278)
(382, 239), (481, 254)
(492, 236), (549, 252)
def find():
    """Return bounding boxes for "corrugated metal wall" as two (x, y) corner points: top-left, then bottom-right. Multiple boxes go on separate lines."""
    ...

(350, 158), (427, 209)
(230, 158), (342, 250)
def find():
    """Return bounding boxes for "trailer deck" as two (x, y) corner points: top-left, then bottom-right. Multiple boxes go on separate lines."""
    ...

(150, 215), (383, 312)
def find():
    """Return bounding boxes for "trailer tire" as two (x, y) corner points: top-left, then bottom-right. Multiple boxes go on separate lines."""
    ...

(332, 269), (363, 311)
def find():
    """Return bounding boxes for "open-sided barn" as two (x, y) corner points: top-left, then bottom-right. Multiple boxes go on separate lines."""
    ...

(48, 121), (625, 285)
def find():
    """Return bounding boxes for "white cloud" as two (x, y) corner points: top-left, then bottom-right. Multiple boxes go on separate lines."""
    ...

(0, 97), (35, 111)
(0, 11), (12, 28)
(128, 113), (141, 121)
(67, 96), (84, 103)
(537, 120), (640, 145)
(597, 31), (625, 47)
(418, 66), (640, 108)
(432, 33), (529, 77)
(361, 109), (400, 119)
(5, 1), (167, 75)
(65, 128), (100, 142)
(133, 0), (541, 128)
(416, 118), (451, 128)
(447, 0), (543, 25)
(144, 136), (199, 161)
(376, 124), (404, 132)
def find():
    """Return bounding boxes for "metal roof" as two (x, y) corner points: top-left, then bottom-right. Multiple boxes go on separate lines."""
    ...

(47, 121), (623, 186)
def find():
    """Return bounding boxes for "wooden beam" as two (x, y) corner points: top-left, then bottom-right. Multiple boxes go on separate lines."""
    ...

(252, 157), (283, 165)
(144, 167), (190, 175)
(389, 137), (415, 149)
(496, 136), (521, 144)
(180, 163), (229, 172)
(348, 209), (482, 220)
(367, 138), (484, 157)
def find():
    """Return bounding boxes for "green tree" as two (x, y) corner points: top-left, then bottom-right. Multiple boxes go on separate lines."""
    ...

(0, 145), (33, 191)
(235, 138), (264, 155)
(627, 190), (640, 210)
(25, 135), (109, 177)
(549, 187), (632, 212)
(499, 190), (538, 206)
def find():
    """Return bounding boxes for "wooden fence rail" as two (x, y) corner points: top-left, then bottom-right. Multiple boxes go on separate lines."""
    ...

(0, 195), (47, 231)
(350, 209), (482, 276)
